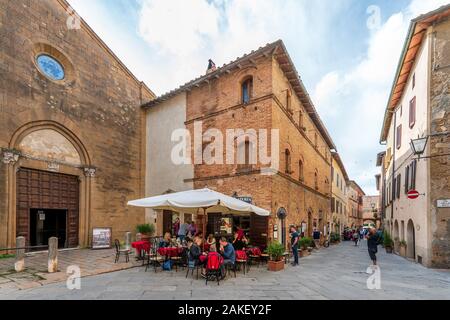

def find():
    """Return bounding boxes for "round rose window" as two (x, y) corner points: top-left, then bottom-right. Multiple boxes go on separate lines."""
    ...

(36, 54), (65, 80)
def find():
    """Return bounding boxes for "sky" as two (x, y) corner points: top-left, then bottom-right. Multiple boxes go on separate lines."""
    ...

(68, 0), (450, 195)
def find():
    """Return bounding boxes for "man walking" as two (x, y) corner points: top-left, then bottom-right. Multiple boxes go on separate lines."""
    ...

(367, 227), (381, 266)
(290, 225), (299, 266)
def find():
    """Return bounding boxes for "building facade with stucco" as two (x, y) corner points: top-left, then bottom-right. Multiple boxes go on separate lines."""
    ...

(0, 0), (154, 249)
(379, 5), (450, 268)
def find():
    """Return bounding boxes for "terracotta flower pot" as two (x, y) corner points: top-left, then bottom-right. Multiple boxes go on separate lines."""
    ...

(399, 244), (407, 257)
(141, 234), (151, 242)
(267, 260), (284, 272)
(385, 246), (393, 254)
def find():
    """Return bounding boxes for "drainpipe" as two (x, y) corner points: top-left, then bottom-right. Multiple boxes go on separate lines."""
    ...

(391, 111), (397, 220)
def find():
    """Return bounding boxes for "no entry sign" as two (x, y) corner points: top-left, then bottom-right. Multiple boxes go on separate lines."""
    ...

(407, 190), (420, 199)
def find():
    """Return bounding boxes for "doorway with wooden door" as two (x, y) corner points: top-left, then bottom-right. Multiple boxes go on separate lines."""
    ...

(16, 168), (80, 249)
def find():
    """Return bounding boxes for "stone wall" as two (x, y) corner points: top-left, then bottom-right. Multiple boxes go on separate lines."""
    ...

(429, 18), (450, 268)
(0, 0), (153, 247)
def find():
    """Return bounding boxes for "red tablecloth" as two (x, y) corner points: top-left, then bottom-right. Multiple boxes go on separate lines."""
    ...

(247, 247), (261, 256)
(235, 250), (248, 261)
(158, 247), (183, 257)
(131, 241), (151, 254)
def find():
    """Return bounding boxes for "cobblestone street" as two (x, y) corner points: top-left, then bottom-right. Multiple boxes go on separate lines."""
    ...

(1, 241), (449, 300)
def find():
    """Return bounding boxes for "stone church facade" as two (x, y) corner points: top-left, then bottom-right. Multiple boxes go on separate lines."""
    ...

(0, 0), (154, 249)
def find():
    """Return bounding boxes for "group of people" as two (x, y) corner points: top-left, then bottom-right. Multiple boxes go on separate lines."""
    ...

(187, 235), (237, 279)
(172, 218), (199, 242)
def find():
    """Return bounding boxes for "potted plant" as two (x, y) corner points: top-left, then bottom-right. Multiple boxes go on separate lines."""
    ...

(266, 241), (285, 271)
(399, 240), (407, 257)
(299, 237), (313, 257)
(136, 223), (155, 241)
(383, 230), (394, 254)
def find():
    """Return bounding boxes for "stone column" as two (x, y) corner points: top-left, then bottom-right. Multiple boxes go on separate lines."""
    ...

(48, 237), (58, 273)
(125, 232), (131, 250)
(14, 236), (25, 272)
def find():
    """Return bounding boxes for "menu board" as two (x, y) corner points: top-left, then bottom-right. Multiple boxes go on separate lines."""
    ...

(92, 227), (112, 249)
(220, 217), (232, 234)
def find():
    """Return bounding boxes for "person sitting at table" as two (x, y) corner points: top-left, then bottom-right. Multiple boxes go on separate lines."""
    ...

(159, 232), (172, 248)
(206, 234), (216, 249)
(219, 237), (235, 266)
(232, 231), (248, 251)
(201, 243), (224, 278)
(188, 236), (203, 266)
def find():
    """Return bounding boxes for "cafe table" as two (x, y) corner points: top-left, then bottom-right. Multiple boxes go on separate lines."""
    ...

(131, 240), (151, 260)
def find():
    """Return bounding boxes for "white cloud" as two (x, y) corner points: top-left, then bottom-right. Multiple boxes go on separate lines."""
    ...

(312, 0), (449, 195)
(138, 0), (221, 57)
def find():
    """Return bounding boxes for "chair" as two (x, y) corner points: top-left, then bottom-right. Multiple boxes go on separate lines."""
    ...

(260, 253), (269, 265)
(283, 251), (291, 264)
(145, 246), (164, 272)
(235, 250), (248, 275)
(205, 253), (223, 286)
(224, 261), (237, 278)
(186, 259), (202, 280)
(114, 239), (130, 263)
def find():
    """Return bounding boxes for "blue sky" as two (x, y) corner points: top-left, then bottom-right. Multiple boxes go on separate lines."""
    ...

(68, 0), (449, 195)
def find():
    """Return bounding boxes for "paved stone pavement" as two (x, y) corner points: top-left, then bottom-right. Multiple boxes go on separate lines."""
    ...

(0, 248), (140, 291)
(1, 241), (449, 300)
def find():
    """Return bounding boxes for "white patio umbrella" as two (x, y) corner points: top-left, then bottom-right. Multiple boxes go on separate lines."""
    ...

(127, 188), (270, 241)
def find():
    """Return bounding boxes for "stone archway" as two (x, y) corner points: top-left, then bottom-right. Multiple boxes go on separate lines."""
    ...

(407, 219), (415, 259)
(4, 121), (94, 248)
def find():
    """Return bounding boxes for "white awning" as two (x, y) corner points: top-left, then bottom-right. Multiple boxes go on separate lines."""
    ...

(127, 188), (270, 217)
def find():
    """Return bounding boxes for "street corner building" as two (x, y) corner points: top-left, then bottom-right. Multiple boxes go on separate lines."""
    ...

(0, 0), (155, 249)
(378, 4), (450, 268)
(143, 40), (336, 248)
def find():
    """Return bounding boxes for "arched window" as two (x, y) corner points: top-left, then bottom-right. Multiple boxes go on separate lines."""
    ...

(286, 89), (292, 114)
(241, 77), (253, 104)
(285, 149), (291, 174)
(298, 160), (304, 182)
(314, 132), (318, 148)
(314, 169), (319, 190)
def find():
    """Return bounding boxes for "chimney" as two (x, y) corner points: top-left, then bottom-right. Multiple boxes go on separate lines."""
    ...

(206, 59), (216, 74)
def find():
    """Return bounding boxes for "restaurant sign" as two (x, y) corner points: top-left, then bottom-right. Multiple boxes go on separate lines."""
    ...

(235, 196), (252, 204)
(437, 199), (450, 208)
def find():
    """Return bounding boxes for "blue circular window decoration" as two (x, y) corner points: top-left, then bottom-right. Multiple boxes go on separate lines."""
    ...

(36, 54), (65, 80)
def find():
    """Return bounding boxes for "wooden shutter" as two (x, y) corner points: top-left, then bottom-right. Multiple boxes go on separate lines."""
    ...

(396, 125), (402, 149)
(405, 165), (409, 193)
(250, 213), (268, 249)
(162, 210), (172, 234)
(409, 97), (416, 128)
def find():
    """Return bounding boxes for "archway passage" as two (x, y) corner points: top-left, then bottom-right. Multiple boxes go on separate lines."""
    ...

(16, 168), (79, 249)
(407, 219), (415, 259)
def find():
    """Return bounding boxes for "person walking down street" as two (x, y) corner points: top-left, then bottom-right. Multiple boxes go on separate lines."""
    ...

(367, 227), (381, 266)
(352, 230), (359, 246)
(290, 225), (300, 266)
(187, 221), (197, 238)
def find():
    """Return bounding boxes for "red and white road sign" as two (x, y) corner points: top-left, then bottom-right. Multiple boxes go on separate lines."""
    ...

(407, 190), (420, 199)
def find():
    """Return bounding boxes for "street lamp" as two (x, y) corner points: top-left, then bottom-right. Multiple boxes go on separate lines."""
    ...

(410, 136), (429, 158)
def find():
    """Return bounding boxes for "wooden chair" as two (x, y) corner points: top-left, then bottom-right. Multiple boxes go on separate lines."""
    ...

(114, 239), (130, 263)
(235, 258), (247, 275)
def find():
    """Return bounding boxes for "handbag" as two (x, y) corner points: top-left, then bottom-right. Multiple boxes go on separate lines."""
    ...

(162, 260), (173, 271)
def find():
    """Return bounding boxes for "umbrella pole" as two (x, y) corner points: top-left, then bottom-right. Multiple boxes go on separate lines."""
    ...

(202, 207), (207, 251)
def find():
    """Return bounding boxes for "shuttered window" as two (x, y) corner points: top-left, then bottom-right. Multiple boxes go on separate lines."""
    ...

(396, 125), (402, 149)
(409, 97), (416, 128)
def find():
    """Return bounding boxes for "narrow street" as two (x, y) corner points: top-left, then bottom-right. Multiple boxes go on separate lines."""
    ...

(1, 241), (449, 300)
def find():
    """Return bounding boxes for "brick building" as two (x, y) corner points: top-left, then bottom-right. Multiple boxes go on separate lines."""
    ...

(379, 5), (450, 267)
(0, 0), (154, 249)
(347, 180), (365, 228)
(144, 40), (336, 248)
